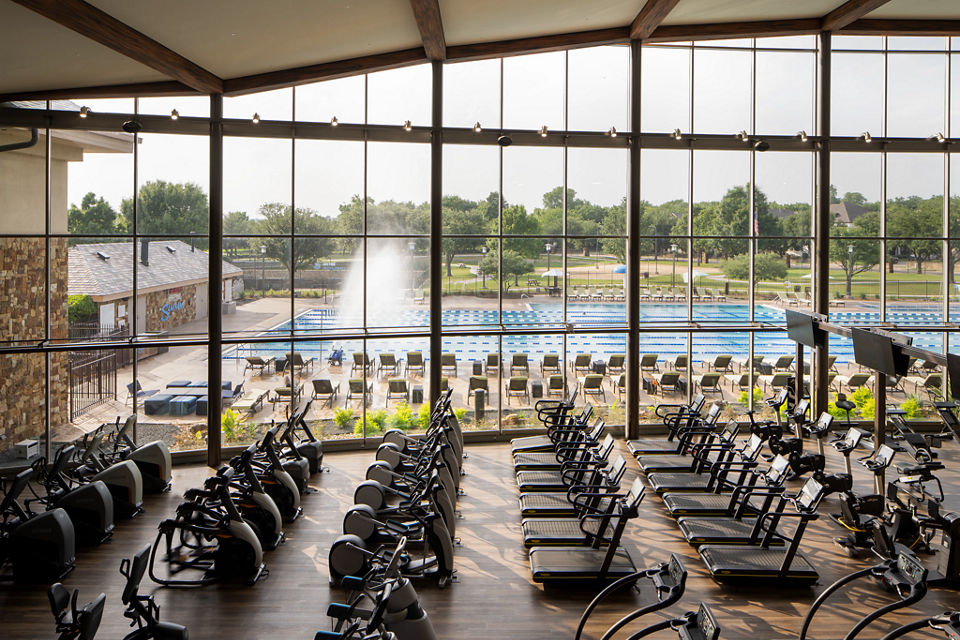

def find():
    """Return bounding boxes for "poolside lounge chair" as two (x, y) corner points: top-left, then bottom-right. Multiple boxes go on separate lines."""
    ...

(699, 288), (713, 302)
(652, 288), (664, 301)
(674, 287), (687, 302)
(759, 372), (792, 392)
(311, 378), (340, 408)
(607, 353), (626, 376)
(639, 354), (659, 374)
(272, 379), (304, 408)
(441, 353), (458, 377)
(910, 359), (940, 377)
(773, 355), (795, 372)
(670, 354), (689, 371)
(736, 355), (764, 373)
(505, 376), (530, 405)
(386, 378), (409, 406)
(290, 352), (316, 376)
(827, 355), (838, 372)
(593, 289), (604, 301)
(640, 288), (651, 302)
(829, 297), (846, 308)
(378, 353), (400, 378)
(126, 381), (159, 406)
(652, 371), (683, 395)
(346, 378), (373, 407)
(726, 372), (751, 393)
(603, 290), (615, 302)
(837, 372), (871, 393)
(907, 373), (942, 400)
(774, 294), (791, 306)
(709, 288), (726, 302)
(614, 373), (626, 400)
(546, 374), (566, 398)
(691, 288), (701, 302)
(885, 374), (906, 395)
(572, 353), (592, 376)
(581, 374), (605, 401)
(614, 289), (625, 302)
(243, 356), (275, 376)
(468, 376), (489, 404)
(232, 390), (268, 415)
(511, 353), (530, 376)
(708, 355), (734, 374)
(351, 352), (372, 375)
(695, 372), (724, 398)
(541, 353), (561, 376)
(485, 353), (501, 376)
(406, 351), (425, 376)
(662, 288), (675, 302)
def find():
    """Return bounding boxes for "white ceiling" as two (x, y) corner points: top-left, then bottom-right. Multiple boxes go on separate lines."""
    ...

(3, 0), (960, 97)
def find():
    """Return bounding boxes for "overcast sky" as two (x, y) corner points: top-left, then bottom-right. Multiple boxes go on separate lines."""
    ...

(67, 42), (959, 220)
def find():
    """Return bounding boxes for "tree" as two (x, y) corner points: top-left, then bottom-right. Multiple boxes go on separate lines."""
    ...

(121, 180), (208, 240)
(222, 211), (254, 258)
(831, 210), (880, 296)
(442, 207), (486, 276)
(721, 253), (787, 281)
(479, 248), (529, 288)
(499, 205), (542, 258)
(600, 200), (627, 262)
(68, 192), (118, 240)
(843, 191), (867, 207)
(256, 203), (337, 272)
(887, 198), (941, 274)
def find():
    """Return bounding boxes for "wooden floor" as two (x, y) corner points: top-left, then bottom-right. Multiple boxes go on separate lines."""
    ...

(3, 437), (959, 639)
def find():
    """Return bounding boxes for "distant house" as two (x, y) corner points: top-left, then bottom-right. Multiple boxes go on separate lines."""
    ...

(769, 207), (796, 219)
(830, 202), (868, 226)
(68, 240), (243, 333)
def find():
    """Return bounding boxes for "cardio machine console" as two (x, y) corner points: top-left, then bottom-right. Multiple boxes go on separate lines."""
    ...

(894, 552), (927, 587)
(797, 478), (824, 511)
(677, 603), (720, 640)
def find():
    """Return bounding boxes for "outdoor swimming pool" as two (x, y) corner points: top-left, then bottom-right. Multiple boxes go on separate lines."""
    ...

(231, 303), (949, 365)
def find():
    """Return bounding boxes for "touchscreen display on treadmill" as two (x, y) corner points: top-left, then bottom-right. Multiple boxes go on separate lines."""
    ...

(877, 445), (894, 466)
(845, 429), (859, 446)
(771, 455), (788, 475)
(699, 604), (718, 638)
(799, 478), (822, 509)
(669, 554), (683, 585)
(897, 552), (925, 585)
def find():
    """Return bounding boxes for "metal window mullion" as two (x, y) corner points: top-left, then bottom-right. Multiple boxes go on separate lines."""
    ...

(131, 98), (140, 426)
(289, 91), (297, 418)
(207, 93), (223, 467)
(43, 112), (51, 459)
(362, 73), (369, 440)
(880, 152), (887, 322)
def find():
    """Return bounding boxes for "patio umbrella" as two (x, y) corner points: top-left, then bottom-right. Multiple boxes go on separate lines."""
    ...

(541, 269), (563, 292)
(681, 269), (708, 283)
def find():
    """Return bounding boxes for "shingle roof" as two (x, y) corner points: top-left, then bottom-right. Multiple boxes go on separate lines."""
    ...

(68, 240), (242, 300)
(830, 202), (868, 225)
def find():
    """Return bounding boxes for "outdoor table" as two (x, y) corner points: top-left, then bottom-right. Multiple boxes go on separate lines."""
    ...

(144, 394), (174, 415)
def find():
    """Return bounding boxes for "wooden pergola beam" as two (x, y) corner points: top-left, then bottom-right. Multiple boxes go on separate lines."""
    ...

(11, 0), (222, 94)
(409, 0), (446, 60)
(630, 0), (682, 40)
(821, 0), (893, 32)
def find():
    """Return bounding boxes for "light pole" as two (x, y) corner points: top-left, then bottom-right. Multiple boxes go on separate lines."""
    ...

(480, 245), (488, 289)
(545, 242), (552, 271)
(409, 240), (417, 297)
(671, 243), (678, 289)
(260, 244), (266, 292)
(846, 244), (854, 298)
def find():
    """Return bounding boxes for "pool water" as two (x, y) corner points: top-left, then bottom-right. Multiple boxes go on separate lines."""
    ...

(232, 303), (948, 365)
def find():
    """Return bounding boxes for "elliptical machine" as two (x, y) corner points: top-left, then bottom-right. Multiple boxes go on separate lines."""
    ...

(103, 415), (172, 494)
(71, 430), (144, 518)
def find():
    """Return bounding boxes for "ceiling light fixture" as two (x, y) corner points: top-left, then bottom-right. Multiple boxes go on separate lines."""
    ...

(330, 116), (339, 127)
(753, 139), (770, 152)
(79, 106), (90, 118)
(539, 126), (548, 137)
(929, 132), (946, 143)
(252, 113), (260, 124)
(672, 128), (682, 140)
(403, 120), (412, 131)
(607, 126), (617, 138)
(797, 130), (808, 142)
(473, 122), (482, 133)
(737, 130), (750, 142)
(170, 109), (179, 120)
(861, 131), (872, 143)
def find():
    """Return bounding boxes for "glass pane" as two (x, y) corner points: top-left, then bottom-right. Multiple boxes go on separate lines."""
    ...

(692, 150), (751, 237)
(441, 333), (498, 433)
(295, 75), (365, 124)
(693, 48), (751, 134)
(952, 153), (960, 237)
(832, 53), (884, 137)
(59, 129), (134, 237)
(0, 353), (49, 454)
(830, 153), (881, 236)
(0, 127), (46, 234)
(757, 35), (817, 50)
(888, 37), (948, 51)
(65, 98), (134, 113)
(442, 144), (499, 235)
(694, 239), (747, 317)
(756, 152), (814, 237)
(887, 54), (946, 138)
(61, 347), (131, 441)
(887, 153), (943, 239)
(501, 237), (549, 319)
(294, 139), (364, 227)
(366, 142), (430, 235)
(567, 240), (626, 327)
(443, 59), (500, 129)
(361, 237), (428, 329)
(137, 345), (216, 452)
(134, 237), (209, 338)
(441, 236), (499, 325)
(832, 36), (884, 50)
(567, 46), (629, 132)
(952, 55), (960, 137)
(224, 137), (292, 231)
(641, 45), (690, 133)
(223, 88), (292, 121)
(136, 133), (209, 235)
(502, 146), (561, 222)
(887, 243), (941, 304)
(222, 237), (291, 341)
(365, 337), (433, 436)
(2, 237), (46, 342)
(567, 332), (626, 424)
(755, 51), (815, 135)
(639, 333), (688, 422)
(640, 149), (688, 290)
(65, 238), (132, 341)
(367, 64), (432, 127)
(137, 96), (210, 118)
(567, 147), (627, 239)
(292, 235), (343, 336)
(503, 52), (565, 130)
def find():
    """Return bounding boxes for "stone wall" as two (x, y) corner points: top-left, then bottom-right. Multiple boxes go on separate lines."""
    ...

(145, 284), (197, 332)
(0, 237), (68, 452)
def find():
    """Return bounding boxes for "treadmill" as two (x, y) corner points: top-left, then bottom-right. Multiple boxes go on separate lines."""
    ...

(521, 484), (644, 547)
(635, 419), (738, 473)
(516, 437), (614, 492)
(647, 434), (765, 494)
(662, 454), (790, 518)
(511, 397), (590, 454)
(514, 426), (609, 471)
(528, 478), (644, 583)
(697, 476), (824, 584)
(626, 395), (709, 456)
(518, 455), (627, 518)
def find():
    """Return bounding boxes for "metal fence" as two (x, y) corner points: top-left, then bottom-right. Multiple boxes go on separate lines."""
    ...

(68, 351), (117, 421)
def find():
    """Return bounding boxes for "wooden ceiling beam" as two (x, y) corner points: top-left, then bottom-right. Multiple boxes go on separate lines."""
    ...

(841, 18), (960, 36)
(223, 48), (427, 96)
(630, 0), (682, 40)
(409, 0), (446, 60)
(821, 0), (893, 32)
(645, 18), (820, 43)
(0, 81), (200, 103)
(446, 27), (630, 62)
(10, 0), (222, 94)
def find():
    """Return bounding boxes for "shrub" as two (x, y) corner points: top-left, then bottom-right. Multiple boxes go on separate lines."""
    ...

(389, 402), (416, 431)
(721, 253), (787, 282)
(354, 410), (389, 436)
(68, 294), (97, 323)
(850, 386), (872, 411)
(899, 396), (922, 419)
(737, 387), (764, 405)
(333, 407), (355, 430)
(454, 407), (467, 423)
(417, 403), (431, 431)
(221, 409), (251, 443)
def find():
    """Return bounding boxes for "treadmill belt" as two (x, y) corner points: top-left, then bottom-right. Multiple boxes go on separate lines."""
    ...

(699, 545), (817, 582)
(677, 518), (783, 546)
(626, 438), (677, 456)
(528, 546), (636, 582)
(513, 452), (561, 469)
(662, 493), (733, 516)
(521, 519), (590, 546)
(519, 493), (578, 516)
(511, 435), (554, 453)
(637, 454), (696, 472)
(517, 470), (567, 491)
(648, 472), (712, 493)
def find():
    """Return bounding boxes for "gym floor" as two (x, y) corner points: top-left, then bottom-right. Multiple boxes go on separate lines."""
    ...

(2, 439), (959, 639)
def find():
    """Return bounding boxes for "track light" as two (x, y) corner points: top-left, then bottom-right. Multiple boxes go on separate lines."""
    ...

(170, 109), (179, 120)
(607, 126), (617, 138)
(929, 132), (946, 143)
(753, 139), (770, 152)
(861, 131), (872, 143)
(539, 126), (548, 137)
(252, 113), (260, 124)
(672, 128), (682, 140)
(403, 120), (412, 131)
(736, 130), (750, 142)
(797, 130), (808, 142)
(79, 106), (90, 118)
(330, 116), (339, 127)
(473, 122), (482, 133)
